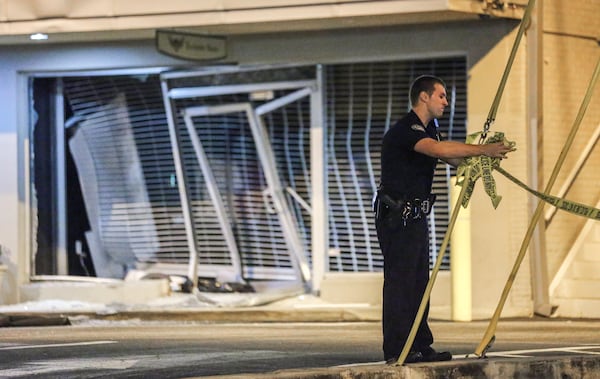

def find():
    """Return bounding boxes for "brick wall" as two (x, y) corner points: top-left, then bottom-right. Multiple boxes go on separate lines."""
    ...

(543, 0), (600, 279)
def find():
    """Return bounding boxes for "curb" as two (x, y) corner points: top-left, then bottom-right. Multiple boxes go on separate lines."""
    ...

(0, 307), (381, 324)
(196, 355), (600, 379)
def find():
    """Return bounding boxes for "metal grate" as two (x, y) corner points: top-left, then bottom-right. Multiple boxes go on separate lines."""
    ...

(63, 76), (187, 270)
(325, 59), (467, 271)
(59, 57), (466, 280)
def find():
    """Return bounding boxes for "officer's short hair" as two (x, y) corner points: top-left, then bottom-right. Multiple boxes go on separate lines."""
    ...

(409, 75), (446, 107)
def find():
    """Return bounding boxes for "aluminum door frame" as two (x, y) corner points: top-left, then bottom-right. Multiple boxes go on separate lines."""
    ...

(182, 98), (311, 284)
(163, 78), (318, 286)
(181, 108), (243, 281)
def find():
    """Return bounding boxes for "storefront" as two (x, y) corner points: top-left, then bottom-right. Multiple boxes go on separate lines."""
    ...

(1, 20), (529, 315)
(4, 1), (597, 320)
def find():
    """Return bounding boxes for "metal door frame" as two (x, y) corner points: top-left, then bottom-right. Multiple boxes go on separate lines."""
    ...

(162, 72), (325, 289)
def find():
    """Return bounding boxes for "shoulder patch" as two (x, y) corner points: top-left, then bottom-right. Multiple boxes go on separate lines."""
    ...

(410, 124), (426, 133)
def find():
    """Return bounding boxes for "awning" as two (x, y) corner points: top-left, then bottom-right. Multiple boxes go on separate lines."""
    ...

(0, 0), (527, 45)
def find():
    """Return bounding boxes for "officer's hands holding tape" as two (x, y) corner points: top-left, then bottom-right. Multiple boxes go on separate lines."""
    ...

(481, 141), (515, 159)
(414, 138), (515, 168)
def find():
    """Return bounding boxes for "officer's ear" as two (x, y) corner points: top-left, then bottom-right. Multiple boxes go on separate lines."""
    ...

(419, 91), (429, 103)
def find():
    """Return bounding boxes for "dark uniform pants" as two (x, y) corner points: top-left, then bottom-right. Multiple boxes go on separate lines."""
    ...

(376, 211), (433, 361)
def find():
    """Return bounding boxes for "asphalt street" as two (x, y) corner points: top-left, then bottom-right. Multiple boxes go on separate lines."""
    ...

(0, 319), (599, 378)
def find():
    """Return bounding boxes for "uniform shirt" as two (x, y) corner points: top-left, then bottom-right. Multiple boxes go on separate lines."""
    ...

(379, 110), (439, 199)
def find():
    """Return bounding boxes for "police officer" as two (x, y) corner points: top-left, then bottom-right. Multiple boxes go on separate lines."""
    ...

(376, 75), (514, 364)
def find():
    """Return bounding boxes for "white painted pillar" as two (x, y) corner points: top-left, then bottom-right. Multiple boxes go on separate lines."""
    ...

(526, 0), (553, 316)
(310, 65), (328, 293)
(450, 177), (472, 321)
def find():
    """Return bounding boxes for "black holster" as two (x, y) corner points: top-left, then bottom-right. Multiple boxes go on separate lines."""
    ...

(374, 191), (436, 227)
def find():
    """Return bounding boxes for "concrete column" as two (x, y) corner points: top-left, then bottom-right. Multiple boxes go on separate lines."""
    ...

(450, 177), (472, 321)
(310, 65), (328, 293)
(526, 0), (553, 317)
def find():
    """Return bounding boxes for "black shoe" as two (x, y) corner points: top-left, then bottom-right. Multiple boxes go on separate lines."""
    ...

(385, 351), (423, 365)
(421, 347), (452, 362)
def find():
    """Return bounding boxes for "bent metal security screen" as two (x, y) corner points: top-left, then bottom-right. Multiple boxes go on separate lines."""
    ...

(30, 58), (466, 283)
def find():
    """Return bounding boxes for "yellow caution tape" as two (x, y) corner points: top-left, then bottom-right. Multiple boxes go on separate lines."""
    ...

(456, 131), (600, 221)
(456, 131), (515, 209)
(496, 166), (600, 220)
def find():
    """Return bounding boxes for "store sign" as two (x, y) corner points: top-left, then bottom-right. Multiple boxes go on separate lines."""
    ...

(156, 30), (226, 61)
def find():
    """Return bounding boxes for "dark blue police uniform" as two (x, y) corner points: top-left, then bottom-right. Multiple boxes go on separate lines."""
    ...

(375, 109), (439, 362)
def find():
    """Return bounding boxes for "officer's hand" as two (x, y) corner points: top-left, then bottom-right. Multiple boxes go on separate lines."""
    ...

(484, 142), (515, 159)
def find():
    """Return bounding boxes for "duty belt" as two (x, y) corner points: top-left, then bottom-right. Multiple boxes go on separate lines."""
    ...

(374, 191), (436, 226)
